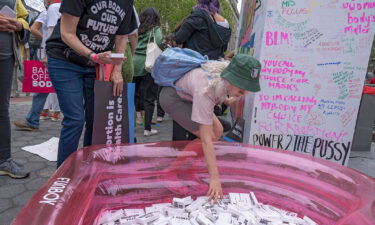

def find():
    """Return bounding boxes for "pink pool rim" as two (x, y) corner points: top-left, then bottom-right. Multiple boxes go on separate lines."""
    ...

(12, 141), (375, 225)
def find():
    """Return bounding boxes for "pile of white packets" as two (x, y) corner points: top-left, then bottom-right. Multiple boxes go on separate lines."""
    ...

(98, 192), (318, 225)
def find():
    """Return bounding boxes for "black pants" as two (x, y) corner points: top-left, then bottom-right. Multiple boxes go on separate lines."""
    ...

(157, 86), (165, 118)
(172, 121), (197, 140)
(133, 74), (159, 131)
(133, 76), (144, 112)
(171, 105), (230, 141)
(0, 57), (15, 163)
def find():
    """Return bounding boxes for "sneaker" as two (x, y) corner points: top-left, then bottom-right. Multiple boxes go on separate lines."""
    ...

(156, 117), (164, 123)
(144, 129), (158, 136)
(13, 121), (38, 131)
(0, 158), (30, 179)
(40, 110), (49, 120)
(50, 112), (62, 122)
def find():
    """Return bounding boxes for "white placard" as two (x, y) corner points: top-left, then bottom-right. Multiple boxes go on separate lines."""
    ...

(248, 0), (374, 165)
(22, 137), (59, 161)
(24, 0), (46, 12)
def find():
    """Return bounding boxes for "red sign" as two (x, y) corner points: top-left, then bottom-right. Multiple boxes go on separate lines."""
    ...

(23, 60), (55, 93)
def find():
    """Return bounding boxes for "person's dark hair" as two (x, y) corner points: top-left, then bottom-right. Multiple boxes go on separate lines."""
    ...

(138, 8), (161, 35)
(193, 0), (221, 14)
(164, 33), (175, 42)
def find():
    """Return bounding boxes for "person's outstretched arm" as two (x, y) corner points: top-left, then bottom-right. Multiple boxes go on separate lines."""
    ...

(197, 123), (223, 202)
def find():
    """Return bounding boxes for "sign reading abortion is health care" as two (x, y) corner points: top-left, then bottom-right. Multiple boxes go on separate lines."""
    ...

(23, 60), (55, 93)
(248, 0), (374, 165)
(92, 81), (135, 145)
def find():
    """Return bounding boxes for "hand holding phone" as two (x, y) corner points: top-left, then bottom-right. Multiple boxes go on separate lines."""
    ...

(0, 6), (22, 32)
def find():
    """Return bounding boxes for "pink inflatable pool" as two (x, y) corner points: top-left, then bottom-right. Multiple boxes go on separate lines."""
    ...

(12, 141), (375, 225)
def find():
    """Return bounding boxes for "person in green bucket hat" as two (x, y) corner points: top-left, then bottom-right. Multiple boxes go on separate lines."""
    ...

(159, 54), (261, 202)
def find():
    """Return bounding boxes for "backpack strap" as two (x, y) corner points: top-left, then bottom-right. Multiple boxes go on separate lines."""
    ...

(147, 27), (156, 44)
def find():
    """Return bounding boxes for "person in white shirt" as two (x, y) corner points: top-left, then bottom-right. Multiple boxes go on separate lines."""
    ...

(13, 0), (62, 132)
(30, 10), (47, 59)
(41, 0), (61, 121)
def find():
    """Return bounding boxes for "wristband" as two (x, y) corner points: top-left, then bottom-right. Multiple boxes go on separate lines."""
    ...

(87, 51), (95, 59)
(91, 54), (99, 64)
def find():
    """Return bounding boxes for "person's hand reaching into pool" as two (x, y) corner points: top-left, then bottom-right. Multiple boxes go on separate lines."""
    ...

(207, 178), (223, 203)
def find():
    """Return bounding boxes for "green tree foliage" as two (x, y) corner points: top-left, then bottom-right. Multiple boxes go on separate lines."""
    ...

(134, 0), (236, 35)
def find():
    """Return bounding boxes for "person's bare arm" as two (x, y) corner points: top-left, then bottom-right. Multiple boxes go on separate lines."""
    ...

(60, 13), (121, 64)
(30, 21), (43, 40)
(111, 34), (127, 96)
(128, 32), (138, 55)
(196, 124), (223, 202)
(60, 13), (92, 57)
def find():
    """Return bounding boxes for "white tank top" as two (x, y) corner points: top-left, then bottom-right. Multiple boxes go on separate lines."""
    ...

(216, 19), (229, 28)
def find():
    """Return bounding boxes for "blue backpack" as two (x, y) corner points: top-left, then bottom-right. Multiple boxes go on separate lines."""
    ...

(151, 48), (208, 92)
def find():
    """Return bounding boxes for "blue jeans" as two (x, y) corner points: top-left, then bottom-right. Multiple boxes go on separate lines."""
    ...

(48, 57), (96, 167)
(30, 47), (36, 60)
(25, 93), (49, 128)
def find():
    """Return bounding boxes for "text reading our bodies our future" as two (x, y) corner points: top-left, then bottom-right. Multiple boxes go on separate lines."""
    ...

(81, 0), (127, 51)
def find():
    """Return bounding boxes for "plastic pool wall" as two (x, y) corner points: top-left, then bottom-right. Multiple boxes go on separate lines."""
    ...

(11, 141), (375, 225)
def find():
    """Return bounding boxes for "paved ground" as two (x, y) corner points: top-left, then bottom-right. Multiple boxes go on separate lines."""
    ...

(0, 99), (374, 225)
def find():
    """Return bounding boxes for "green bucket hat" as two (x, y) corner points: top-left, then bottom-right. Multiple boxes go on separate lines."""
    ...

(221, 54), (261, 92)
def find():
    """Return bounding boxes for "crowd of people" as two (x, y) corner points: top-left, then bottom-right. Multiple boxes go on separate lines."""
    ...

(0, 0), (262, 201)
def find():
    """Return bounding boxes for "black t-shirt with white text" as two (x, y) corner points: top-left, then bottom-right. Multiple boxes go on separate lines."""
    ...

(46, 0), (137, 61)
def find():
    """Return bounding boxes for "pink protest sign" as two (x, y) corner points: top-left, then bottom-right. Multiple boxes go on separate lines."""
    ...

(23, 60), (55, 93)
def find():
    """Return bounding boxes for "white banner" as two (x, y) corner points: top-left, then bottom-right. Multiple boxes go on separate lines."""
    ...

(24, 0), (45, 12)
(248, 0), (374, 166)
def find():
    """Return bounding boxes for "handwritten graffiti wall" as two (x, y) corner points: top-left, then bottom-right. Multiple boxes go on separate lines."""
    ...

(241, 0), (268, 144)
(233, 0), (258, 142)
(248, 0), (374, 165)
(237, 0), (257, 54)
